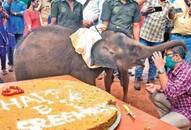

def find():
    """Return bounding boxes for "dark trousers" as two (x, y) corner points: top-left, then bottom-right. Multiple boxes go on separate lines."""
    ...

(7, 32), (16, 66)
(135, 38), (162, 80)
(15, 34), (23, 43)
(0, 47), (6, 70)
(164, 32), (170, 42)
(7, 46), (14, 65)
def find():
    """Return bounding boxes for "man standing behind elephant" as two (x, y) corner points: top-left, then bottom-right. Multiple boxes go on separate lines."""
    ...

(169, 0), (191, 63)
(51, 0), (83, 30)
(76, 0), (105, 28)
(100, 0), (141, 78)
(134, 0), (174, 90)
(100, 0), (141, 41)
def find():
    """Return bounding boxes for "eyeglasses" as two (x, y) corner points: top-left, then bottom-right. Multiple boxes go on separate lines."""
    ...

(165, 53), (179, 58)
(165, 53), (174, 57)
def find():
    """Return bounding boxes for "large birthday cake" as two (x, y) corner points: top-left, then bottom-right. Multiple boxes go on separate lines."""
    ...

(0, 79), (119, 130)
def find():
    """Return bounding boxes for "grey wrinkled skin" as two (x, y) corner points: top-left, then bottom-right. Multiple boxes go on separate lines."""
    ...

(14, 25), (187, 102)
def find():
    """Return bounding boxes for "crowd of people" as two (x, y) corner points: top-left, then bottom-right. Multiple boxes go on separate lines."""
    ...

(0, 0), (50, 81)
(0, 0), (190, 129)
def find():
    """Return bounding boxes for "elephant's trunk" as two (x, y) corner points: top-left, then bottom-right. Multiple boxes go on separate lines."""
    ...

(141, 40), (187, 58)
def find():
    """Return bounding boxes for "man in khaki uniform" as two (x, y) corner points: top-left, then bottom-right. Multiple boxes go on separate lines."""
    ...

(101, 0), (141, 40)
(51, 0), (83, 30)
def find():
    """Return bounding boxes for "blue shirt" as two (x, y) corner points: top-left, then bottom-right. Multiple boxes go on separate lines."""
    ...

(168, 0), (175, 3)
(3, 2), (13, 33)
(0, 12), (7, 46)
(3, 0), (26, 34)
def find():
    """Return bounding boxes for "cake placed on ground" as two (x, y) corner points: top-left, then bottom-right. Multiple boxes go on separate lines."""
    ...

(0, 79), (119, 130)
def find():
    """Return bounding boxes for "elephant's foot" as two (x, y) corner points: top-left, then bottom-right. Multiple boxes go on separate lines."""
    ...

(123, 95), (128, 103)
(104, 68), (113, 94)
(97, 71), (106, 80)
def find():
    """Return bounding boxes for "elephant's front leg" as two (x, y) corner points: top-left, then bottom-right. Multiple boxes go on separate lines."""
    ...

(104, 68), (114, 93)
(119, 69), (129, 103)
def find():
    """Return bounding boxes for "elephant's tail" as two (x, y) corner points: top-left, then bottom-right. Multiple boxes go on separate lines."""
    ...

(142, 40), (187, 58)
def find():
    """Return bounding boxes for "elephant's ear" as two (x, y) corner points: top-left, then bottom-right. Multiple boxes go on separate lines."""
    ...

(91, 40), (117, 69)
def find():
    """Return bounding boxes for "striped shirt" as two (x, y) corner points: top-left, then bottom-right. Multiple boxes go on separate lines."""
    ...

(164, 61), (191, 121)
(140, 0), (172, 42)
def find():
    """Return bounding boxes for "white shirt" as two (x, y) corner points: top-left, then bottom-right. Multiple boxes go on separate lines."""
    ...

(76, 0), (105, 23)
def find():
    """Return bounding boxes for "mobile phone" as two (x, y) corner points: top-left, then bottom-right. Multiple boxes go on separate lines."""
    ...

(175, 8), (183, 13)
(154, 6), (162, 12)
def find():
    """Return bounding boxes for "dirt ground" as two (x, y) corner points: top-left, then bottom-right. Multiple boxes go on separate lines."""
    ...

(96, 76), (159, 118)
(1, 67), (159, 118)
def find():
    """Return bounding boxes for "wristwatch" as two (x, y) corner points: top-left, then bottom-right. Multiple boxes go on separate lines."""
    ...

(157, 67), (166, 74)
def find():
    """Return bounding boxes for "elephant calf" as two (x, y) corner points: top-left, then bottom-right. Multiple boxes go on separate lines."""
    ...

(14, 25), (186, 102)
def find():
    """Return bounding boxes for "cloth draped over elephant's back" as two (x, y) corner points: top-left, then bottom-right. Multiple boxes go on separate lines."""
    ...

(70, 27), (102, 68)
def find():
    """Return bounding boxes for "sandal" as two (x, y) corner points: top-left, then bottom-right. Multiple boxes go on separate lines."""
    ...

(2, 70), (7, 75)
(0, 79), (3, 83)
(8, 65), (14, 72)
(2, 86), (24, 96)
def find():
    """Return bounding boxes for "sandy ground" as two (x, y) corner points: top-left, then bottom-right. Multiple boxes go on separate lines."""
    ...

(95, 75), (159, 118)
(0, 65), (159, 118)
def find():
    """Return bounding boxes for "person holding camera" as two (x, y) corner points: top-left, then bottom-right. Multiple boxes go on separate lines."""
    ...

(170, 0), (191, 63)
(134, 0), (174, 90)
